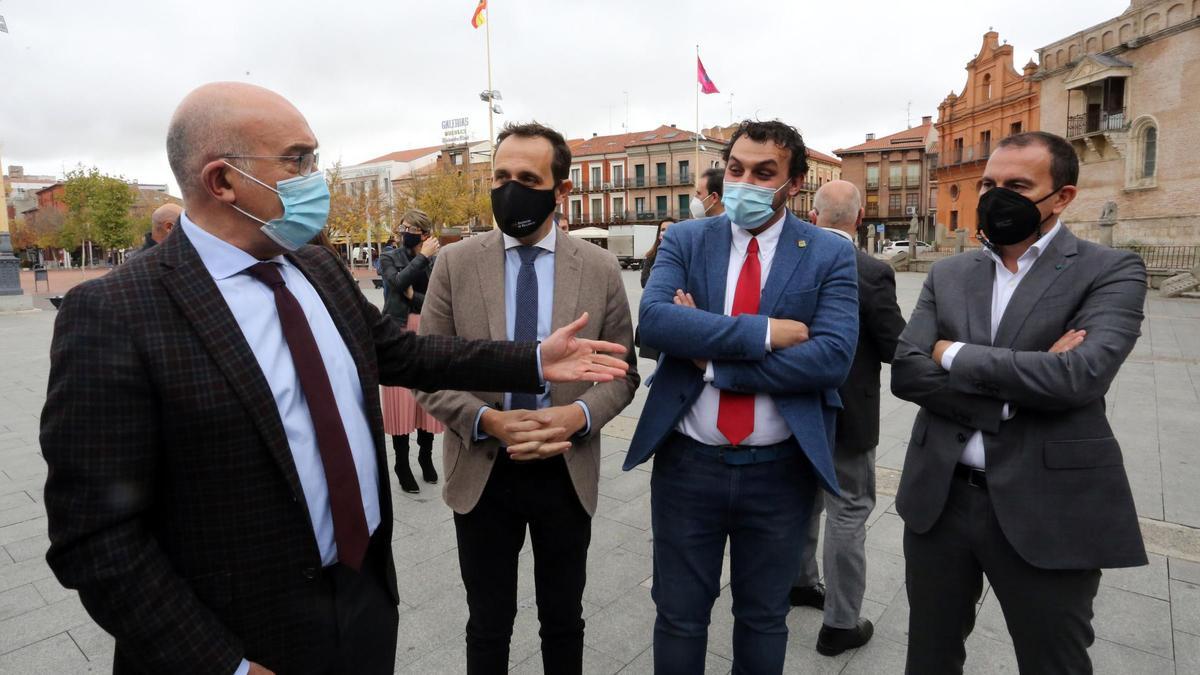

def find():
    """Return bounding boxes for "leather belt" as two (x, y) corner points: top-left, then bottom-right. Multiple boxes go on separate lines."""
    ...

(954, 463), (987, 489)
(671, 433), (799, 466)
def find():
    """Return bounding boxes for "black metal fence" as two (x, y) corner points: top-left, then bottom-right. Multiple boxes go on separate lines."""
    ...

(1119, 245), (1200, 270)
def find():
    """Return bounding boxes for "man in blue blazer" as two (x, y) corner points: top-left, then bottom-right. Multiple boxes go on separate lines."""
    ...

(625, 120), (859, 674)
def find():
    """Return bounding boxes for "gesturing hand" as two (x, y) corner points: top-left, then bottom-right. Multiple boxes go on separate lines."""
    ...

(768, 319), (809, 350)
(419, 237), (441, 258)
(247, 663), (276, 675)
(1050, 329), (1087, 353)
(540, 312), (630, 383)
(506, 404), (587, 461)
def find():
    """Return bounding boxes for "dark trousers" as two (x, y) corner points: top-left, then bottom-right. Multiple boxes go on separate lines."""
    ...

(306, 532), (400, 675)
(650, 434), (816, 675)
(454, 455), (592, 675)
(904, 473), (1102, 675)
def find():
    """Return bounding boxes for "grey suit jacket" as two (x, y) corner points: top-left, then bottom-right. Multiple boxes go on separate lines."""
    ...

(415, 229), (639, 515)
(891, 227), (1148, 570)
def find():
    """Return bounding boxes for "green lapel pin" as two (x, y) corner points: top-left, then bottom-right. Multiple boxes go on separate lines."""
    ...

(797, 240), (807, 248)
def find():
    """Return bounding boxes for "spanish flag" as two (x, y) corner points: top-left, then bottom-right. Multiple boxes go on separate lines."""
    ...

(470, 0), (487, 29)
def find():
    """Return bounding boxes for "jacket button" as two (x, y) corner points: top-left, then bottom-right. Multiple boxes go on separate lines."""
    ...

(301, 567), (317, 580)
(486, 451), (495, 460)
(956, 433), (968, 443)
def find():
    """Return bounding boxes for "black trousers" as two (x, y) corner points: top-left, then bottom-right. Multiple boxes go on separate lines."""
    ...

(454, 455), (592, 675)
(904, 472), (1101, 675)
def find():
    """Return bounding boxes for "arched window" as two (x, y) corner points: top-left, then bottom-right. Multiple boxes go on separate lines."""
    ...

(982, 74), (992, 100)
(1142, 127), (1157, 178)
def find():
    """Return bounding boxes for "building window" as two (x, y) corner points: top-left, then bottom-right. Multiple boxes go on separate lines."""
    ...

(571, 200), (582, 222)
(1142, 127), (1157, 178)
(571, 168), (581, 185)
(635, 197), (646, 215)
(613, 197), (625, 220)
(980, 130), (992, 158)
(655, 162), (667, 185)
(591, 166), (602, 188)
(1010, 121), (1022, 136)
(953, 138), (964, 164)
(889, 165), (902, 188)
(655, 195), (668, 216)
(950, 211), (959, 231)
(888, 194), (902, 216)
(906, 162), (920, 186)
(678, 160), (690, 184)
(906, 193), (919, 214)
(983, 74), (992, 101)
(949, 184), (960, 201)
(866, 165), (880, 189)
(635, 165), (646, 187)
(612, 165), (624, 186)
(1126, 116), (1159, 190)
(590, 198), (603, 222)
(678, 194), (689, 218)
(865, 195), (879, 218)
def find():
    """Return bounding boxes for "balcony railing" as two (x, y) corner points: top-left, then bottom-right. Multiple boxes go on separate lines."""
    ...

(866, 179), (880, 190)
(1118, 245), (1200, 271)
(940, 143), (992, 168)
(1066, 108), (1127, 139)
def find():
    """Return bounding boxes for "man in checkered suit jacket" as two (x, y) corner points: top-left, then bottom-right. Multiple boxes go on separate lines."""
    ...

(39, 82), (628, 675)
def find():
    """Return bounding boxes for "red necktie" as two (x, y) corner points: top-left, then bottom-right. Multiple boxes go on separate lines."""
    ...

(246, 262), (370, 571)
(717, 237), (760, 446)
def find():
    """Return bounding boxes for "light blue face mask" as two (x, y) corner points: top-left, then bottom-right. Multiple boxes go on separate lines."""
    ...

(224, 161), (331, 251)
(723, 179), (791, 230)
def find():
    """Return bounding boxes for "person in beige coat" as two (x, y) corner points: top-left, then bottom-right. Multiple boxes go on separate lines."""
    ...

(416, 122), (639, 675)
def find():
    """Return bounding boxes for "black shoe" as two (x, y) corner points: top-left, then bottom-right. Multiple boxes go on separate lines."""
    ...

(789, 583), (826, 610)
(816, 619), (874, 656)
(393, 435), (420, 494)
(416, 431), (438, 485)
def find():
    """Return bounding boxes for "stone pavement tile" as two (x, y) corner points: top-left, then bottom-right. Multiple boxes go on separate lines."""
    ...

(841, 632), (909, 674)
(0, 491), (34, 512)
(1089, 637), (1175, 674)
(617, 646), (732, 674)
(600, 450), (628, 479)
(0, 632), (89, 674)
(394, 548), (463, 609)
(1169, 557), (1200, 585)
(393, 586), (467, 669)
(618, 526), (655, 558)
(0, 557), (54, 594)
(584, 586), (656, 665)
(961, 632), (1018, 672)
(1092, 585), (1173, 658)
(603, 491), (652, 531)
(1, 455), (47, 482)
(3, 531), (49, 563)
(0, 584), (44, 623)
(598, 467), (652, 503)
(1101, 552), (1170, 601)
(583, 547), (652, 609)
(511, 645), (625, 675)
(867, 494), (896, 528)
(973, 587), (1012, 645)
(393, 641), (465, 675)
(864, 512), (905, 558)
(873, 582), (910, 647)
(0, 516), (46, 548)
(601, 433), (632, 459)
(390, 518), (458, 568)
(874, 438), (909, 473)
(1170, 578), (1200, 637)
(1175, 630), (1200, 673)
(863, 549), (906, 606)
(590, 512), (648, 555)
(0, 596), (91, 655)
(67, 621), (114, 665)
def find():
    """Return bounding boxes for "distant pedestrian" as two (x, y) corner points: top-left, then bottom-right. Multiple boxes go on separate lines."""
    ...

(689, 167), (725, 219)
(378, 208), (443, 493)
(130, 203), (181, 259)
(791, 180), (906, 657)
(637, 217), (677, 362)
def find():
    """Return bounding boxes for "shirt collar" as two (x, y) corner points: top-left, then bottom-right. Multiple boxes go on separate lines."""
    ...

(984, 219), (1063, 266)
(730, 213), (785, 254)
(180, 212), (287, 280)
(502, 224), (557, 253)
(821, 227), (856, 244)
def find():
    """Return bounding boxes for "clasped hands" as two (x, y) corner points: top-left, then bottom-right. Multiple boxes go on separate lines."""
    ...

(932, 328), (1088, 367)
(671, 289), (810, 371)
(481, 405), (587, 461)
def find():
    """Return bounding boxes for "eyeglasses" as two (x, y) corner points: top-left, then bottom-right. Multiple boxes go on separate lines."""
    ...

(223, 152), (320, 176)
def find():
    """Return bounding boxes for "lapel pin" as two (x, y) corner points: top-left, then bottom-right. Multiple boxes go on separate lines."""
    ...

(1055, 264), (1064, 270)
(797, 240), (807, 248)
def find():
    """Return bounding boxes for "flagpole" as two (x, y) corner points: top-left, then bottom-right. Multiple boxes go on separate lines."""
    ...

(485, 3), (495, 181)
(695, 44), (700, 197)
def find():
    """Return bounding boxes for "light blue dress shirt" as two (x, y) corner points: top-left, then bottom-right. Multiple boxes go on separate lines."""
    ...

(180, 215), (381, 566)
(473, 226), (591, 439)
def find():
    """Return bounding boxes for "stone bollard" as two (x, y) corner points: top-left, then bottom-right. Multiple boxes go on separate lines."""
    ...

(953, 230), (966, 254)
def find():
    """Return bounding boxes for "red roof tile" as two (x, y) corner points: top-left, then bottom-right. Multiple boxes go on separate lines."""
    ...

(834, 121), (933, 155)
(358, 144), (444, 165)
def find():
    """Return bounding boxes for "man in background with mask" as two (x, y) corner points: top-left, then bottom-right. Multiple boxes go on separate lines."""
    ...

(689, 166), (725, 220)
(626, 119), (859, 674)
(415, 122), (638, 674)
(891, 131), (1147, 672)
(40, 84), (631, 675)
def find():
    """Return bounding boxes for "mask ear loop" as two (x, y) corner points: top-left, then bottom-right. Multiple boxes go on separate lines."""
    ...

(222, 161), (282, 227)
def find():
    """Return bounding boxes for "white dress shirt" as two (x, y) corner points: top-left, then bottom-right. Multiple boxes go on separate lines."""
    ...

(677, 215), (791, 446)
(180, 215), (381, 565)
(941, 220), (1062, 468)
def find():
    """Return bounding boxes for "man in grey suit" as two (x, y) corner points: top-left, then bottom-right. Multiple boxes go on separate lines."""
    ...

(891, 131), (1148, 673)
(416, 122), (638, 674)
(791, 181), (906, 657)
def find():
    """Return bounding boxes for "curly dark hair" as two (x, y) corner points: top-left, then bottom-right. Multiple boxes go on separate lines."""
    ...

(495, 121), (572, 182)
(722, 119), (808, 180)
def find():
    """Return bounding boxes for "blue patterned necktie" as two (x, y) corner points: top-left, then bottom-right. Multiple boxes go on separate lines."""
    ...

(510, 246), (542, 411)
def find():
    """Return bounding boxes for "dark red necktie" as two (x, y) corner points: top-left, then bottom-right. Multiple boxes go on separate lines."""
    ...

(246, 262), (369, 571)
(717, 237), (760, 446)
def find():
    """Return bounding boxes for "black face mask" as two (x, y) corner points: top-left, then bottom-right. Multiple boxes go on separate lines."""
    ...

(401, 232), (423, 250)
(491, 181), (558, 239)
(976, 186), (1059, 247)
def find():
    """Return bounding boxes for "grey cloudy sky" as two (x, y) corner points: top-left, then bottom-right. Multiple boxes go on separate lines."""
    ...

(0, 0), (1127, 195)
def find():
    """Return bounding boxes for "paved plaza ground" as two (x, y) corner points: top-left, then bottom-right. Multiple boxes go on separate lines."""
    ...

(1, 269), (1199, 673)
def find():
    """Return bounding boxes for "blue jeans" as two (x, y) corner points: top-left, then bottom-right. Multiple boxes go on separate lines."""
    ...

(651, 434), (817, 675)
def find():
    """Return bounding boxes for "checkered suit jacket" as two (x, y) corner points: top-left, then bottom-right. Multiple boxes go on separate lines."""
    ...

(40, 225), (540, 674)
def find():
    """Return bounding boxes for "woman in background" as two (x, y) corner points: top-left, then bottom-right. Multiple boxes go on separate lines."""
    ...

(637, 217), (676, 362)
(378, 209), (443, 493)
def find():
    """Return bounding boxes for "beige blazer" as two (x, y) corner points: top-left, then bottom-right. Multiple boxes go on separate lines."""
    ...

(415, 228), (639, 515)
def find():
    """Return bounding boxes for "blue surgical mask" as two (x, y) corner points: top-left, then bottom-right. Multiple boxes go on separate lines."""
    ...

(723, 180), (791, 230)
(224, 161), (331, 251)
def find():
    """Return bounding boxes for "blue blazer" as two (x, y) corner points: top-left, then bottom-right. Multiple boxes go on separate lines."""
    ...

(624, 212), (859, 493)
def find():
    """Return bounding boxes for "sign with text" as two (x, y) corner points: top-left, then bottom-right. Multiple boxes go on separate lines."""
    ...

(441, 117), (470, 145)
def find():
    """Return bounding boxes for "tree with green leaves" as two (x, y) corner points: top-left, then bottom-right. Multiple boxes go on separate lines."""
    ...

(61, 166), (136, 265)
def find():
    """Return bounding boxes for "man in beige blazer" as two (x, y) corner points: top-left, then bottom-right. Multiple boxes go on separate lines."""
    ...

(416, 122), (638, 675)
